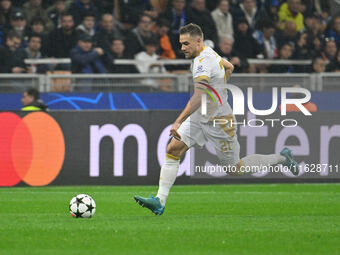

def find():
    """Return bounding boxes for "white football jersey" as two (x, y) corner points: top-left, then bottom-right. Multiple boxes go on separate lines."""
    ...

(191, 46), (233, 123)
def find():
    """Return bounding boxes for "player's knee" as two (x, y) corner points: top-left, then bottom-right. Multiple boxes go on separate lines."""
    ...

(166, 139), (187, 158)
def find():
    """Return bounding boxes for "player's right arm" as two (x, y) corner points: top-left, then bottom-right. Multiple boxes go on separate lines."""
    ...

(170, 58), (212, 139)
(170, 82), (207, 140)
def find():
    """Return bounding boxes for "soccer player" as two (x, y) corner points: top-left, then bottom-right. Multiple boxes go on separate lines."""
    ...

(134, 23), (298, 215)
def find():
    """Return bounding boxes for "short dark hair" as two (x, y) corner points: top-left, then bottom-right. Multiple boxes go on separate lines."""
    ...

(111, 37), (124, 43)
(156, 18), (170, 28)
(144, 37), (158, 46)
(31, 17), (45, 26)
(28, 33), (42, 42)
(7, 30), (21, 41)
(261, 19), (275, 30)
(82, 11), (96, 20)
(26, 88), (40, 100)
(179, 23), (203, 38)
(60, 12), (73, 20)
(139, 13), (152, 23)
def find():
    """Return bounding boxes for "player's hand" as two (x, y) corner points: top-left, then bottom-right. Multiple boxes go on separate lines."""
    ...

(170, 122), (181, 140)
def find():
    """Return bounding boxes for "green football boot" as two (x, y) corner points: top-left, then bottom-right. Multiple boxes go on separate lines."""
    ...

(280, 147), (299, 176)
(134, 195), (165, 215)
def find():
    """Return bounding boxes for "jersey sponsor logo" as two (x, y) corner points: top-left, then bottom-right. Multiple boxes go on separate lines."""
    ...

(0, 112), (65, 187)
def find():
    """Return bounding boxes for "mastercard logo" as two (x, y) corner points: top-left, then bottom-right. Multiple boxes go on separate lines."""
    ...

(0, 112), (65, 187)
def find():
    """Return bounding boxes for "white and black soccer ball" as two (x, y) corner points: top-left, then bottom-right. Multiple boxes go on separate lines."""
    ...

(69, 194), (96, 218)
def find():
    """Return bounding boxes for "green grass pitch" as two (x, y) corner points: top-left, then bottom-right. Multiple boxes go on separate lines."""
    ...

(1, 184), (340, 255)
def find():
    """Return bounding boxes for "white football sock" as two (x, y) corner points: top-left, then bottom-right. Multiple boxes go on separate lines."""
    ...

(156, 153), (180, 206)
(240, 154), (285, 171)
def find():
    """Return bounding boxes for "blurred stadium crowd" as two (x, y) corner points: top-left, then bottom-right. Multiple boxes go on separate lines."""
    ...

(1, 0), (340, 74)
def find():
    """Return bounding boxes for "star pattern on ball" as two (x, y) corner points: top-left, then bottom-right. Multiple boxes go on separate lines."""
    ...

(86, 203), (95, 213)
(74, 208), (83, 218)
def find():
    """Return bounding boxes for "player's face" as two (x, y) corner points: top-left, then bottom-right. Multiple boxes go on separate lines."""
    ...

(179, 33), (200, 59)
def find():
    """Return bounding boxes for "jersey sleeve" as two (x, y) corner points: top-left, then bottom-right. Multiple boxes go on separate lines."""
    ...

(192, 57), (212, 83)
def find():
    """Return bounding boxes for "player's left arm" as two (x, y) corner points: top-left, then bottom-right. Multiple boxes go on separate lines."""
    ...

(221, 58), (234, 80)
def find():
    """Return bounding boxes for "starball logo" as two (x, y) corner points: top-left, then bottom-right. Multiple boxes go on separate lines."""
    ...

(0, 112), (65, 187)
(200, 83), (312, 128)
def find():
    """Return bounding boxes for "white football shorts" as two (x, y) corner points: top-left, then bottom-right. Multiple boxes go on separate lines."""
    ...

(177, 114), (240, 166)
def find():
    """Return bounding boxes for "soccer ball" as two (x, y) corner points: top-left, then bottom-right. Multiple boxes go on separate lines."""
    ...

(69, 194), (96, 218)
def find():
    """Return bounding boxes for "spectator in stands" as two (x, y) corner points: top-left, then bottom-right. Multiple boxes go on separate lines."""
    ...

(109, 38), (137, 73)
(68, 0), (98, 26)
(116, 0), (157, 29)
(305, 15), (324, 55)
(257, 0), (279, 27)
(211, 0), (233, 41)
(71, 33), (111, 74)
(190, 0), (218, 44)
(299, 0), (315, 17)
(134, 38), (171, 90)
(4, 9), (28, 42)
(293, 31), (309, 59)
(327, 50), (340, 72)
(48, 0), (69, 29)
(159, 0), (193, 57)
(268, 43), (294, 73)
(293, 31), (310, 72)
(309, 34), (323, 58)
(134, 38), (165, 73)
(278, 0), (304, 32)
(275, 20), (298, 49)
(93, 13), (124, 53)
(311, 56), (326, 73)
(125, 14), (155, 58)
(234, 18), (262, 59)
(217, 36), (249, 73)
(22, 0), (54, 33)
(253, 19), (277, 59)
(110, 38), (126, 59)
(153, 18), (176, 59)
(30, 17), (46, 35)
(47, 13), (78, 59)
(305, 14), (323, 34)
(76, 11), (96, 37)
(231, 0), (260, 30)
(0, 0), (13, 27)
(21, 88), (48, 111)
(314, 0), (330, 28)
(0, 31), (26, 73)
(326, 16), (340, 48)
(29, 17), (48, 56)
(320, 38), (337, 62)
(22, 34), (51, 74)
